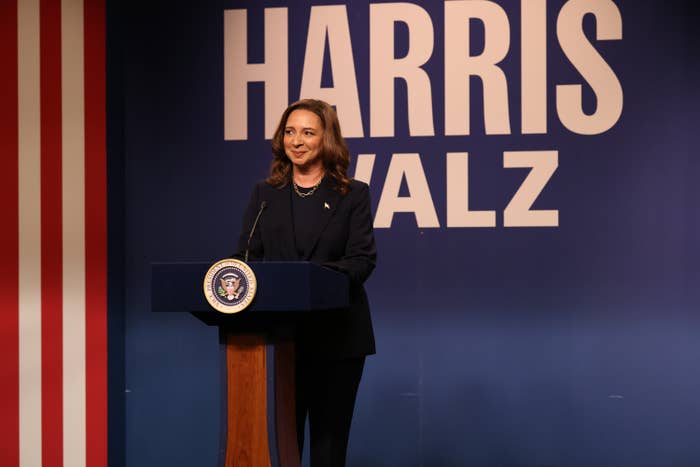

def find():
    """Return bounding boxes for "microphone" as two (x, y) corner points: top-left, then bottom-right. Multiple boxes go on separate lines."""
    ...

(244, 201), (267, 262)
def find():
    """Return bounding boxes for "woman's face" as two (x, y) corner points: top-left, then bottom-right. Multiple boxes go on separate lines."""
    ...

(284, 109), (325, 173)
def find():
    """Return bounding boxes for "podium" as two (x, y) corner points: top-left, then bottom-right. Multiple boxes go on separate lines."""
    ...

(151, 261), (350, 467)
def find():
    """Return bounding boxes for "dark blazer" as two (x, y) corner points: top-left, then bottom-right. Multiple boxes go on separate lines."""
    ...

(235, 177), (377, 360)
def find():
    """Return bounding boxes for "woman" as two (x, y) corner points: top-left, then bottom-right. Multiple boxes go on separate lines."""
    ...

(235, 99), (377, 466)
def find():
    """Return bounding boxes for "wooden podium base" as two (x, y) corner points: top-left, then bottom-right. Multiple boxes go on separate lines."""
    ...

(224, 334), (300, 467)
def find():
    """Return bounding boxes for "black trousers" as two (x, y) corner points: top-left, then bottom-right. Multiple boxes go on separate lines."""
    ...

(295, 356), (366, 467)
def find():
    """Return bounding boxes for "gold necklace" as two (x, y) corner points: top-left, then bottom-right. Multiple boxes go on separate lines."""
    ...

(293, 175), (323, 197)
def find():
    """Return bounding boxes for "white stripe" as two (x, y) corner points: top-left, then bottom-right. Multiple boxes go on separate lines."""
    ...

(17, 0), (43, 466)
(62, 0), (86, 466)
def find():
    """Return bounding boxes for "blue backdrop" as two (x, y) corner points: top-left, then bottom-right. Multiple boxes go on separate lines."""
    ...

(109, 1), (700, 466)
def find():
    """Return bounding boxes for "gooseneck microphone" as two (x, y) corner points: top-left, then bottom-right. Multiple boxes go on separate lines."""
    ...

(244, 201), (267, 262)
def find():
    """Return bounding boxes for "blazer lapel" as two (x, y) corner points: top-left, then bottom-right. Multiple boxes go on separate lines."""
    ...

(303, 178), (341, 260)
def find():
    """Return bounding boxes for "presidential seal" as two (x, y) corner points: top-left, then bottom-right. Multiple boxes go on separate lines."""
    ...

(203, 259), (257, 314)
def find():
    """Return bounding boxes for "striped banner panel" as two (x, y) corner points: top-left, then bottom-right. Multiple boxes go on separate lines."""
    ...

(0, 0), (107, 466)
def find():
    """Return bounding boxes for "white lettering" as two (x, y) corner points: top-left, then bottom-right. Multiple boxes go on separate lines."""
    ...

(374, 153), (440, 228)
(556, 0), (623, 135)
(353, 154), (376, 185)
(521, 0), (547, 134)
(224, 8), (288, 140)
(445, 0), (511, 136)
(369, 3), (435, 137)
(446, 153), (496, 227)
(503, 150), (559, 227)
(300, 5), (364, 137)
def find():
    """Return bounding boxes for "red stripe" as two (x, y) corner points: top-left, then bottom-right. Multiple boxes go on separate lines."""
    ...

(84, 0), (108, 465)
(0, 3), (20, 467)
(40, 0), (64, 465)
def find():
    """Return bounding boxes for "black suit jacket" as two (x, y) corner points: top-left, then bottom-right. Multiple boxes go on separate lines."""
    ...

(235, 177), (377, 360)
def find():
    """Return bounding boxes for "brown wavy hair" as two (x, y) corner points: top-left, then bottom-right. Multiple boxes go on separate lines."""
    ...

(267, 99), (352, 195)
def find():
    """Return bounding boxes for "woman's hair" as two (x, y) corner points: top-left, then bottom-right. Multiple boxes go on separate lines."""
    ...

(267, 99), (352, 195)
